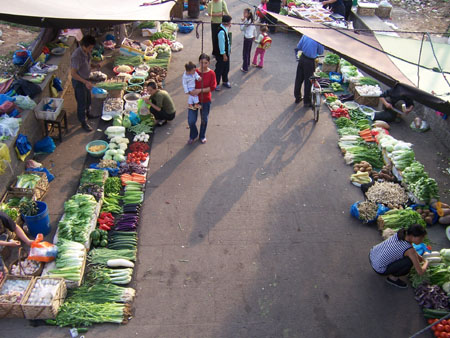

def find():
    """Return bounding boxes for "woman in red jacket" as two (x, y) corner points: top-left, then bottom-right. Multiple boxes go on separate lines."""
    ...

(187, 53), (217, 144)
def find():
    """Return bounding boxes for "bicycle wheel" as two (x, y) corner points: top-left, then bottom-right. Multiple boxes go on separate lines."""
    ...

(314, 91), (321, 122)
(311, 91), (318, 122)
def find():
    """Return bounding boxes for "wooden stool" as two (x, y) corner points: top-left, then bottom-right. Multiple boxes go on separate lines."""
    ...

(44, 109), (68, 142)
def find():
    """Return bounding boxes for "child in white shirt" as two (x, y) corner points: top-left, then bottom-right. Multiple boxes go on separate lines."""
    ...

(182, 61), (202, 110)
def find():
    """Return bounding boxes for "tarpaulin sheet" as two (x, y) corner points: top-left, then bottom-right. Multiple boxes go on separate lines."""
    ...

(271, 12), (450, 113)
(376, 34), (450, 103)
(0, 0), (176, 28)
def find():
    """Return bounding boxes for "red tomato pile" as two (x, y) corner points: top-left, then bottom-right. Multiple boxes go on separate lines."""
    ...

(129, 142), (150, 153)
(429, 319), (450, 337)
(127, 151), (148, 164)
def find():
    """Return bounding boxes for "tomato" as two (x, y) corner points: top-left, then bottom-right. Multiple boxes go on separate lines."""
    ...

(442, 332), (449, 338)
(437, 324), (445, 332)
(442, 320), (448, 326)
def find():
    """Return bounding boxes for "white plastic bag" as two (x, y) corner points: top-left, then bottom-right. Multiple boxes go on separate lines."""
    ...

(0, 116), (20, 137)
(14, 95), (36, 110)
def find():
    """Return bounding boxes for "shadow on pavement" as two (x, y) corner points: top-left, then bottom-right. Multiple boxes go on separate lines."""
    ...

(189, 103), (317, 245)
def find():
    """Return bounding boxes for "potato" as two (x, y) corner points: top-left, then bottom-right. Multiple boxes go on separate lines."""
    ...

(416, 208), (423, 214)
(439, 215), (450, 225)
(442, 208), (450, 216)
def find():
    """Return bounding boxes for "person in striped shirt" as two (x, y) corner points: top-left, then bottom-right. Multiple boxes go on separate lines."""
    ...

(369, 224), (429, 288)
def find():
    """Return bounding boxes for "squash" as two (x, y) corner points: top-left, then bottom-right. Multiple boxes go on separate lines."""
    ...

(373, 120), (390, 130)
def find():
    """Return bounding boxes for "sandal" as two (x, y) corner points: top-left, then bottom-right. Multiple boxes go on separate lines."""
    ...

(200, 138), (207, 144)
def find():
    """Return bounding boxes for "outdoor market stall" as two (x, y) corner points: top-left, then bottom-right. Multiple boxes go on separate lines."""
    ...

(323, 55), (450, 336)
(0, 20), (186, 329)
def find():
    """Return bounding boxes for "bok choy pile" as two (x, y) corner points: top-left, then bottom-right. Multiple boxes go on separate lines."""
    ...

(48, 239), (86, 282)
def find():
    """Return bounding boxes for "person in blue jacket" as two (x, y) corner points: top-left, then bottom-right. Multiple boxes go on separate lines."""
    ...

(294, 35), (324, 106)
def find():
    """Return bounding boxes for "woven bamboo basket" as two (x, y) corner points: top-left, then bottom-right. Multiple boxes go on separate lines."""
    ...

(357, 5), (376, 16)
(322, 62), (338, 73)
(0, 275), (34, 318)
(10, 171), (48, 201)
(354, 87), (380, 107)
(375, 6), (391, 18)
(21, 277), (67, 319)
(8, 248), (44, 277)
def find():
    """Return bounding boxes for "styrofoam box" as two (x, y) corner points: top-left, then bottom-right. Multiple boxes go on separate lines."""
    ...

(35, 98), (64, 121)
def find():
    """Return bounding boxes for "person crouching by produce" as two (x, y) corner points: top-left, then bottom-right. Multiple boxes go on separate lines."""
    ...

(71, 35), (99, 132)
(144, 80), (176, 126)
(373, 85), (415, 123)
(369, 224), (428, 289)
(0, 211), (33, 276)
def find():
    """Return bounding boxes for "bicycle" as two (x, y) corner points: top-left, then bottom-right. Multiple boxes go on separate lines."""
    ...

(310, 75), (322, 122)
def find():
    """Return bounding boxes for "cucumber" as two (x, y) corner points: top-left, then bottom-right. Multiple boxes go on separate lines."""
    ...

(423, 308), (450, 318)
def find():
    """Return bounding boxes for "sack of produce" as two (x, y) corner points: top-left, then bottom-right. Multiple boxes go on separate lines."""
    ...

(350, 201), (389, 223)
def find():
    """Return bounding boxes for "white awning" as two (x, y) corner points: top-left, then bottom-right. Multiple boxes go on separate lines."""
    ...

(0, 0), (176, 28)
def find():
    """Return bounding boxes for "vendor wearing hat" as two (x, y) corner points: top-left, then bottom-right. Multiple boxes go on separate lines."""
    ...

(0, 211), (33, 276)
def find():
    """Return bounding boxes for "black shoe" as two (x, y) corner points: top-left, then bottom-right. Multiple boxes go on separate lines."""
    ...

(386, 277), (407, 288)
(87, 113), (101, 119)
(304, 102), (312, 107)
(295, 97), (303, 104)
(82, 123), (93, 132)
(156, 120), (167, 127)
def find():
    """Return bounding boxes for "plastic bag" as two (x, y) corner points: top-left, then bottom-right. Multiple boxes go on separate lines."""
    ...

(27, 167), (55, 182)
(0, 94), (15, 106)
(0, 101), (15, 114)
(15, 134), (32, 155)
(28, 234), (57, 262)
(137, 98), (150, 116)
(34, 136), (55, 153)
(12, 50), (32, 66)
(410, 118), (429, 132)
(92, 87), (107, 95)
(15, 133), (32, 161)
(89, 163), (119, 176)
(26, 159), (42, 169)
(129, 111), (140, 126)
(350, 202), (389, 223)
(0, 143), (11, 175)
(0, 116), (20, 137)
(13, 96), (36, 110)
(413, 242), (431, 256)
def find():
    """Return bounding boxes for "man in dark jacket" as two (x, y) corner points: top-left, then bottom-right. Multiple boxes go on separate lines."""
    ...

(212, 15), (232, 90)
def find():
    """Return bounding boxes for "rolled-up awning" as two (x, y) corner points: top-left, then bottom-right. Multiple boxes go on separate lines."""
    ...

(271, 12), (450, 113)
(0, 0), (176, 28)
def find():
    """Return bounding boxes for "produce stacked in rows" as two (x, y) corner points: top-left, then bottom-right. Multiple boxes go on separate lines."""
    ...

(48, 239), (86, 283)
(58, 194), (97, 244)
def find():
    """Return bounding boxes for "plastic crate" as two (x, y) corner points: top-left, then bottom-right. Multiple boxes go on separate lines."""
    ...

(35, 98), (64, 121)
(120, 38), (145, 57)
